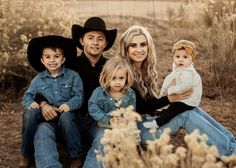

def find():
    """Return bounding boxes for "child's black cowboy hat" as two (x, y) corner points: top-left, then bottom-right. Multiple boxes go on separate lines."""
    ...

(27, 35), (77, 72)
(71, 17), (117, 51)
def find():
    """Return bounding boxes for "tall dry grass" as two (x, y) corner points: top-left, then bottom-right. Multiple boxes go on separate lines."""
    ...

(0, 0), (77, 99)
(97, 107), (236, 168)
(166, 0), (236, 94)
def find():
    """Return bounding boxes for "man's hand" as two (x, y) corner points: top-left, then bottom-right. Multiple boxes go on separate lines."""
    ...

(41, 104), (59, 121)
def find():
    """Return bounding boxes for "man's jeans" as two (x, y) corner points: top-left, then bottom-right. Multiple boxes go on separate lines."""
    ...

(82, 125), (105, 168)
(138, 107), (236, 156)
(34, 111), (83, 168)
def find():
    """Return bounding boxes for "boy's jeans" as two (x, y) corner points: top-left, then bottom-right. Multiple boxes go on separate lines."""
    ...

(138, 107), (236, 156)
(21, 108), (43, 157)
(34, 111), (83, 168)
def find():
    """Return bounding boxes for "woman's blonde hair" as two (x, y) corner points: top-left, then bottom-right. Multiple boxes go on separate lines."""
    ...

(119, 25), (159, 98)
(99, 57), (134, 92)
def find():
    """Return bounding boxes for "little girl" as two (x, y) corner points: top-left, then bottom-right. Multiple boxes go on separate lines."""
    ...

(88, 57), (136, 128)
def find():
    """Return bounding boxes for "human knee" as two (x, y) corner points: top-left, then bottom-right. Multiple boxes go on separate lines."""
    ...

(58, 112), (77, 126)
(35, 123), (53, 138)
(23, 109), (40, 123)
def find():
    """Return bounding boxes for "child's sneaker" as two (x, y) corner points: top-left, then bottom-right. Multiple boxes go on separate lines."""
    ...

(143, 120), (159, 129)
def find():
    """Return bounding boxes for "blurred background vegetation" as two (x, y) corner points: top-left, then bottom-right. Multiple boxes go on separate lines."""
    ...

(0, 0), (235, 102)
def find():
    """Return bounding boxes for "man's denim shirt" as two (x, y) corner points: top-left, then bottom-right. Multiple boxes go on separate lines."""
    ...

(22, 66), (84, 111)
(88, 86), (136, 124)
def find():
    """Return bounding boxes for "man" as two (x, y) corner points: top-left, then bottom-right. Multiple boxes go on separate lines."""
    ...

(71, 17), (117, 168)
(34, 17), (117, 168)
(71, 16), (117, 120)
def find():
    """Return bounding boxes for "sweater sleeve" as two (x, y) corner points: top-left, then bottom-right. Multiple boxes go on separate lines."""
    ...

(168, 70), (194, 95)
(134, 88), (170, 115)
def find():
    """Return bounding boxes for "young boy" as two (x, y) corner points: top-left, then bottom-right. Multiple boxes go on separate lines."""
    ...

(20, 35), (84, 168)
(143, 39), (202, 128)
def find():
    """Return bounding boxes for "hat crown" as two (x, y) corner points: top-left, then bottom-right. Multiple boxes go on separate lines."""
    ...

(71, 17), (117, 51)
(27, 35), (77, 72)
(84, 17), (106, 30)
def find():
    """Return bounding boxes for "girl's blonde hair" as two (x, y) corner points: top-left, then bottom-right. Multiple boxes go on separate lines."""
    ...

(119, 25), (159, 98)
(99, 57), (134, 92)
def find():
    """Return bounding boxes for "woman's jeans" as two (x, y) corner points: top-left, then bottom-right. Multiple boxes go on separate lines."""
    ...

(138, 107), (236, 156)
(34, 111), (83, 168)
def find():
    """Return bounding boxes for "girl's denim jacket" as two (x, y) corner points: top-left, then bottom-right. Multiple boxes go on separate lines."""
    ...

(88, 86), (136, 125)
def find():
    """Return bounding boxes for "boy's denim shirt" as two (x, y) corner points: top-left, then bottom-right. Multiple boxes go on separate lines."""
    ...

(22, 66), (84, 111)
(88, 86), (136, 124)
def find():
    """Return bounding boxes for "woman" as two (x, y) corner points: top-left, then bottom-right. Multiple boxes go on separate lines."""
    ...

(119, 25), (236, 156)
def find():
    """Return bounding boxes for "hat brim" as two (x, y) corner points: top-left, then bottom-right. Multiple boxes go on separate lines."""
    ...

(71, 24), (117, 51)
(27, 35), (77, 72)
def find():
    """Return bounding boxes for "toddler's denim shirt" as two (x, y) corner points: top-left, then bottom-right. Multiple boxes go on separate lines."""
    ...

(88, 86), (136, 124)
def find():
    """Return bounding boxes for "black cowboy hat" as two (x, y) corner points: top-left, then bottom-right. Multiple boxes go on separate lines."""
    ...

(27, 35), (77, 72)
(71, 17), (117, 51)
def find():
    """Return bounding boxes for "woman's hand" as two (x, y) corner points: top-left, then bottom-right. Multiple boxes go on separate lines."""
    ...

(167, 88), (193, 103)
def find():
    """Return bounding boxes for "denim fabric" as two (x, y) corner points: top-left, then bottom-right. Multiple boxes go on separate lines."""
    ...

(88, 87), (136, 124)
(82, 125), (105, 168)
(82, 87), (136, 168)
(22, 66), (83, 111)
(138, 107), (236, 156)
(21, 109), (44, 156)
(34, 111), (84, 167)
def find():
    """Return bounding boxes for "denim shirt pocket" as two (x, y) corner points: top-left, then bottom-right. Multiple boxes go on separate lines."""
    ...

(37, 84), (51, 98)
(59, 83), (72, 99)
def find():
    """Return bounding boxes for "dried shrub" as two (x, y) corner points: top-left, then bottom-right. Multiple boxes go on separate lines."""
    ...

(97, 107), (236, 168)
(165, 0), (236, 94)
(0, 0), (77, 100)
